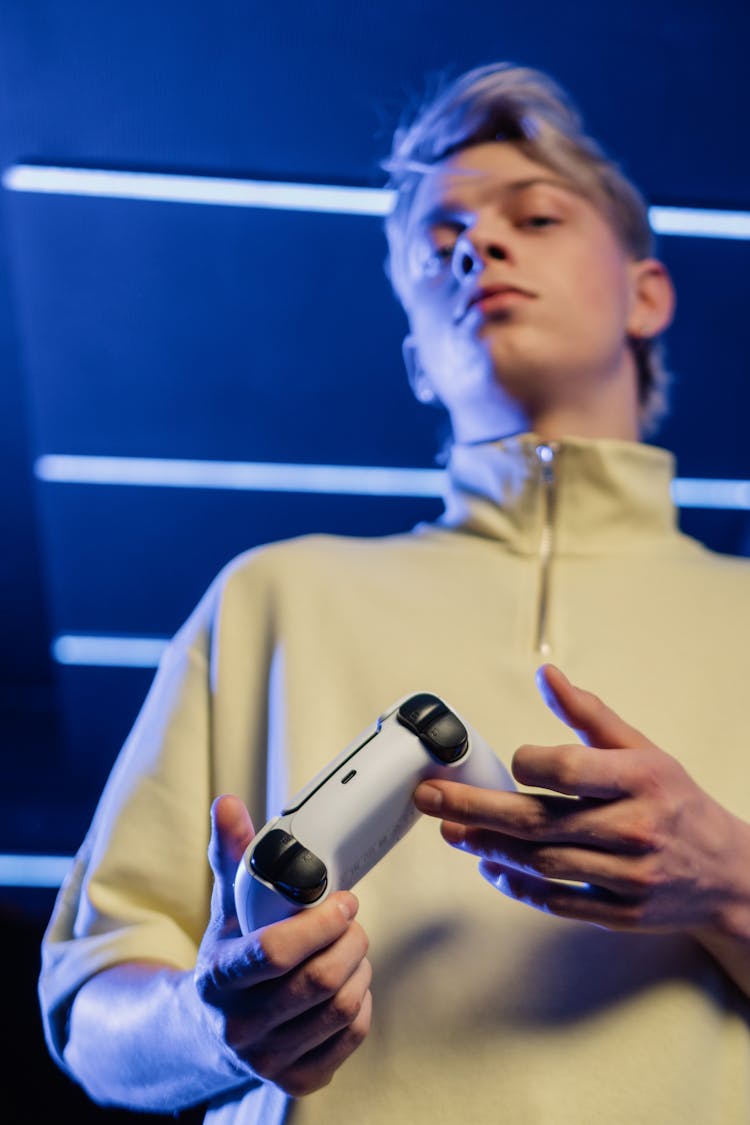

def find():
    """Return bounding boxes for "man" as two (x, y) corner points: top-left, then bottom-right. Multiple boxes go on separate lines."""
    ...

(40, 63), (750, 1124)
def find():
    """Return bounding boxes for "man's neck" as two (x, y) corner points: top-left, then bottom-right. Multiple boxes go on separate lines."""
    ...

(529, 403), (640, 444)
(450, 367), (641, 446)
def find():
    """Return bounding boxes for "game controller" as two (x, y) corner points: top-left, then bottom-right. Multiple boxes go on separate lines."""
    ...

(234, 692), (514, 933)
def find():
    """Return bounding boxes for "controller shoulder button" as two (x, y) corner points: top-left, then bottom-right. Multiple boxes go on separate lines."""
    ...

(250, 829), (328, 905)
(397, 694), (468, 763)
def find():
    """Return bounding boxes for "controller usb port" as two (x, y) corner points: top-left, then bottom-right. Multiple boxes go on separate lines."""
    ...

(341, 770), (357, 785)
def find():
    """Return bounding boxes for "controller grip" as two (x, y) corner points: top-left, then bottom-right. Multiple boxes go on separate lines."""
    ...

(452, 729), (514, 790)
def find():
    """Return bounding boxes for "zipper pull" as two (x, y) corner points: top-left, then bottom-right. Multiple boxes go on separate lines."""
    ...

(534, 442), (558, 655)
(536, 441), (556, 480)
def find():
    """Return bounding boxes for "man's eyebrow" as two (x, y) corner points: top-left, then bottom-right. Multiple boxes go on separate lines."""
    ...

(505, 176), (577, 195)
(415, 205), (466, 229)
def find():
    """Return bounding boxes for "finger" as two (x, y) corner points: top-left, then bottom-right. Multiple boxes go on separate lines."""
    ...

(201, 893), (360, 999)
(236, 918), (370, 1034)
(414, 780), (583, 840)
(208, 795), (256, 932)
(439, 791), (657, 853)
(456, 831), (657, 894)
(512, 742), (643, 799)
(247, 956), (373, 1066)
(273, 989), (373, 1099)
(536, 665), (656, 751)
(479, 862), (645, 929)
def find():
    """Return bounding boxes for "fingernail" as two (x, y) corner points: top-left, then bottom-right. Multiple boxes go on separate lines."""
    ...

(336, 893), (358, 921)
(441, 822), (467, 848)
(535, 666), (570, 721)
(535, 667), (555, 701)
(414, 783), (443, 814)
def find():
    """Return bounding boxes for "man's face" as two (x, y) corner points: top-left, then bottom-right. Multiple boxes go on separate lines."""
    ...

(402, 142), (644, 440)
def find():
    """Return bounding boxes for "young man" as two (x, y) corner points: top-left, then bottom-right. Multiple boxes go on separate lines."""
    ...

(40, 63), (750, 1124)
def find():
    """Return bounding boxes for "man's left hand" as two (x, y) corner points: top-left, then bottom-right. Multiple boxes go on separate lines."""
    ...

(413, 665), (749, 939)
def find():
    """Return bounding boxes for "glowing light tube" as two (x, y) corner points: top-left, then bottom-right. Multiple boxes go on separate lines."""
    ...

(671, 478), (750, 510)
(36, 454), (750, 509)
(0, 854), (72, 887)
(649, 207), (750, 241)
(4, 165), (750, 239)
(35, 455), (447, 497)
(2, 165), (393, 216)
(52, 634), (169, 667)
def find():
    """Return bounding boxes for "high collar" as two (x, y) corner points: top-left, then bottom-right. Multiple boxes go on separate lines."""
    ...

(440, 433), (682, 556)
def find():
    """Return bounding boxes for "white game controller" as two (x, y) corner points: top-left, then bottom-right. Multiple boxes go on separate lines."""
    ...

(234, 692), (514, 933)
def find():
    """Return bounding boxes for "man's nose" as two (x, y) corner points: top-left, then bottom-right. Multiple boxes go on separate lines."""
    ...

(451, 232), (507, 282)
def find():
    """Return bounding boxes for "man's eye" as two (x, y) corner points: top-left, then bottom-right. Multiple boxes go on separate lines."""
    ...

(522, 215), (560, 229)
(422, 245), (455, 277)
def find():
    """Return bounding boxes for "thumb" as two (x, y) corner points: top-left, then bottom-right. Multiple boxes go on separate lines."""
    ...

(536, 664), (655, 750)
(208, 794), (256, 932)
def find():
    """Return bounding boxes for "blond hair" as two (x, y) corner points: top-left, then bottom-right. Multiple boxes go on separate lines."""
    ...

(383, 63), (670, 433)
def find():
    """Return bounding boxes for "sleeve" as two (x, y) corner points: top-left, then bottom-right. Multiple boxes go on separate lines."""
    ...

(39, 574), (228, 1070)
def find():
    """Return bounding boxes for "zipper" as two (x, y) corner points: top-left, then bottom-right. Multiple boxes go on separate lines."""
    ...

(534, 442), (559, 655)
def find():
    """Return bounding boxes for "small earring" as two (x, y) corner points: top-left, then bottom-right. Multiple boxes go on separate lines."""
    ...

(402, 335), (438, 405)
(415, 379), (437, 404)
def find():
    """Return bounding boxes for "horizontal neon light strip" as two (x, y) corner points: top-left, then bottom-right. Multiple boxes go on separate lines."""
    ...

(53, 634), (169, 667)
(35, 453), (750, 509)
(671, 478), (750, 510)
(54, 634), (166, 668)
(2, 165), (393, 216)
(4, 165), (750, 239)
(0, 853), (72, 887)
(35, 454), (447, 497)
(649, 206), (750, 241)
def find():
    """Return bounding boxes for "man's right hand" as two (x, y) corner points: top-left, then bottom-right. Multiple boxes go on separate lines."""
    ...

(194, 795), (373, 1098)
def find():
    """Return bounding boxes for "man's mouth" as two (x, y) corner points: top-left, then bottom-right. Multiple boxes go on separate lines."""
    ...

(458, 285), (535, 322)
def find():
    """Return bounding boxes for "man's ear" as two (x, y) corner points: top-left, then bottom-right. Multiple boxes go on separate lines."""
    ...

(626, 258), (676, 340)
(402, 335), (438, 404)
